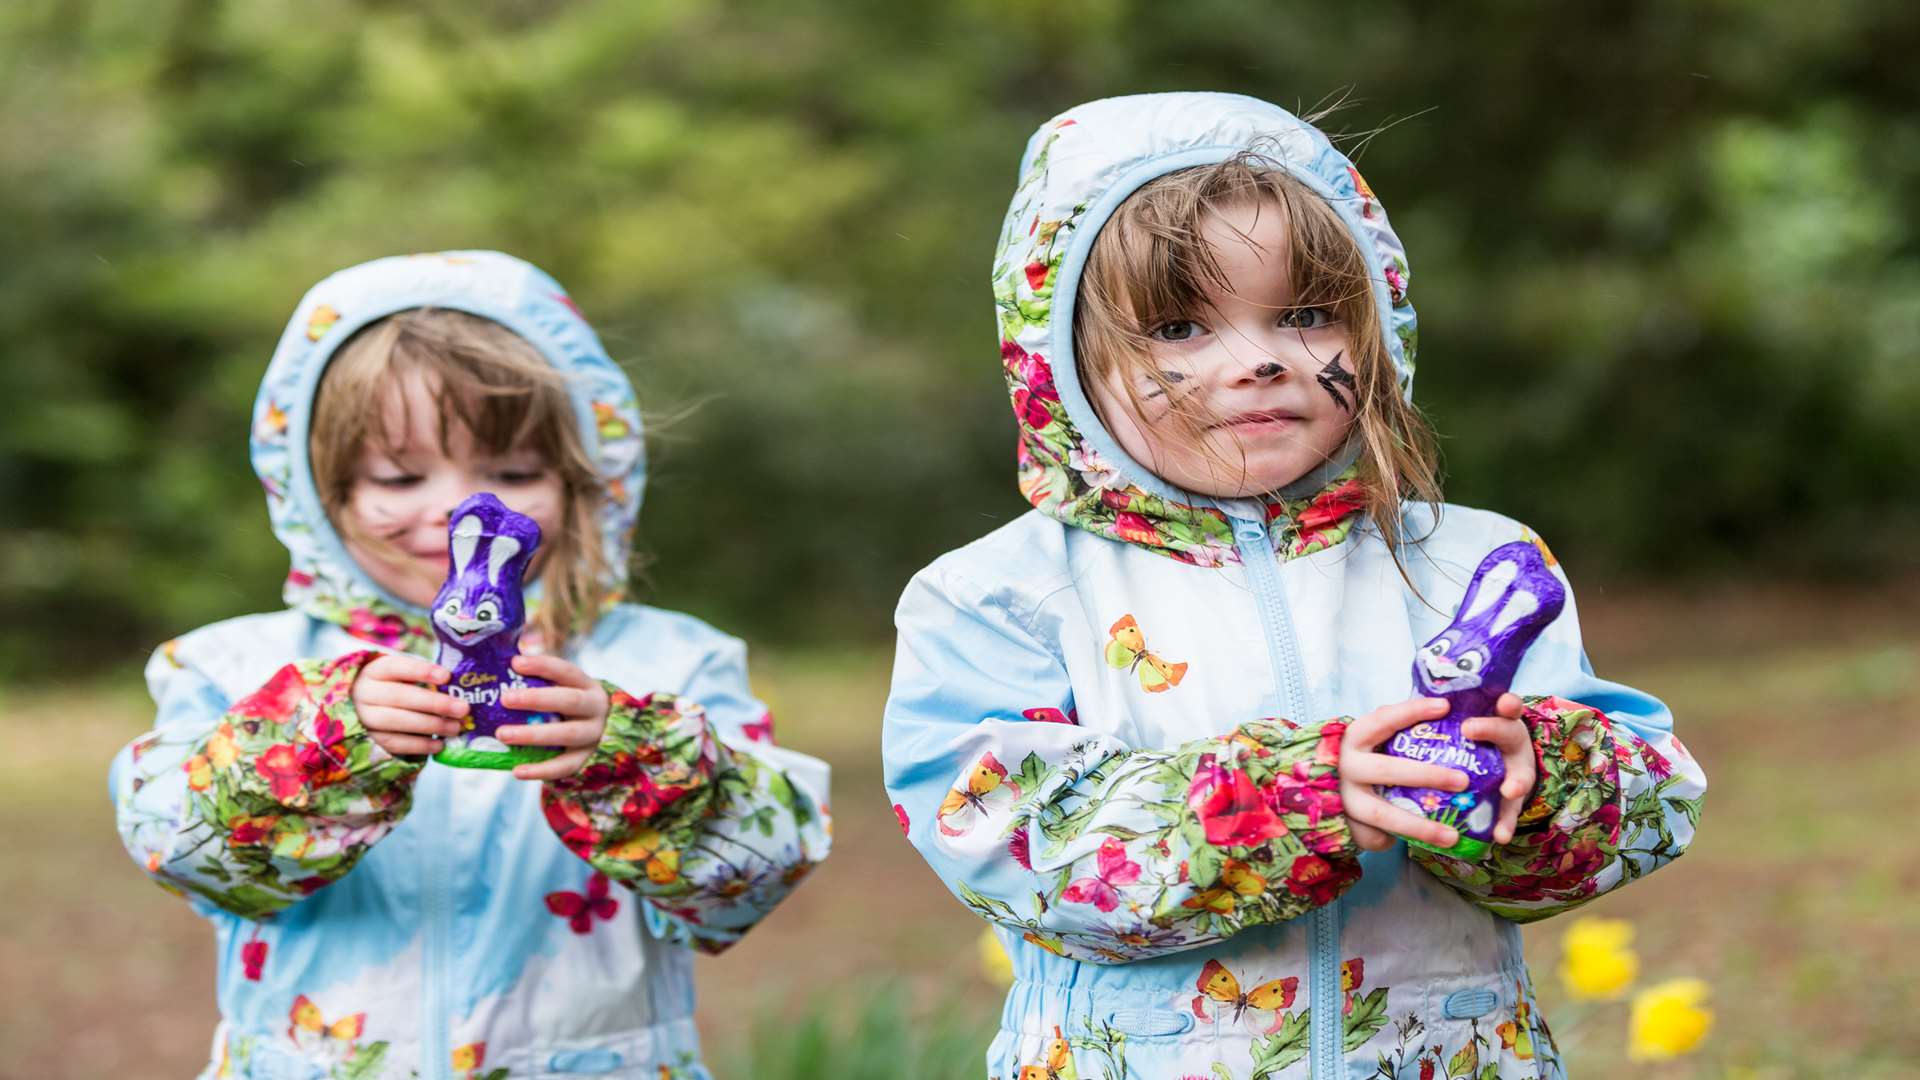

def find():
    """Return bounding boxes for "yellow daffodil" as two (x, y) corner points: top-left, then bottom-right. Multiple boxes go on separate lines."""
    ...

(978, 927), (1013, 985)
(1628, 977), (1713, 1060)
(1559, 916), (1638, 1000)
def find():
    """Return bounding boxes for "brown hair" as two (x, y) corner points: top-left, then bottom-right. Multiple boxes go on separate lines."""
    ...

(310, 308), (611, 649)
(1073, 152), (1443, 565)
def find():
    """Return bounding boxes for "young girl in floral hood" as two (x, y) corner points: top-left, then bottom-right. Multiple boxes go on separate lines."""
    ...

(112, 251), (830, 1080)
(883, 93), (1705, 1079)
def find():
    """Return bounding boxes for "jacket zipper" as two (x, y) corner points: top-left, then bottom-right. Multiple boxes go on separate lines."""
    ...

(421, 773), (451, 1080)
(1233, 517), (1344, 1078)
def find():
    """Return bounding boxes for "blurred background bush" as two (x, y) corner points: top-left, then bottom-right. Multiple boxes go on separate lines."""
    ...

(4, 0), (1916, 675)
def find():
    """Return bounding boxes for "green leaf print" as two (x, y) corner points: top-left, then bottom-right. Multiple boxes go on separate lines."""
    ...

(1446, 1029), (1478, 1078)
(1249, 1010), (1311, 1079)
(332, 1041), (388, 1080)
(1342, 987), (1391, 1051)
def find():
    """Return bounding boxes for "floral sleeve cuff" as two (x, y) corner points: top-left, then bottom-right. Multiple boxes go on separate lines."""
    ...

(1410, 695), (1702, 923)
(1180, 718), (1361, 917)
(539, 688), (729, 897)
(177, 651), (425, 917)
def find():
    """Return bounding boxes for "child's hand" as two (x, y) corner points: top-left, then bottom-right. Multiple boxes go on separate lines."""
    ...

(1337, 694), (1536, 851)
(1461, 693), (1535, 845)
(351, 655), (467, 758)
(1337, 697), (1473, 852)
(496, 655), (611, 782)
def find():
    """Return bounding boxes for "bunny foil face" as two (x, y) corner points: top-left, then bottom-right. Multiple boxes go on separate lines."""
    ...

(1413, 541), (1566, 716)
(431, 494), (541, 656)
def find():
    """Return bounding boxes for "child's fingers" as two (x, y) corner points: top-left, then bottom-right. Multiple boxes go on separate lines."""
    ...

(1492, 750), (1537, 843)
(1348, 697), (1449, 752)
(368, 730), (445, 758)
(358, 705), (463, 737)
(1339, 751), (1467, 793)
(511, 653), (594, 689)
(356, 681), (468, 719)
(501, 685), (605, 719)
(1345, 789), (1457, 850)
(497, 720), (603, 750)
(1349, 819), (1396, 852)
(1459, 716), (1528, 752)
(511, 748), (592, 782)
(362, 655), (450, 686)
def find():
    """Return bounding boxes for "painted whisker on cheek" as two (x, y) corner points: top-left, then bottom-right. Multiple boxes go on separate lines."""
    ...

(1315, 350), (1356, 412)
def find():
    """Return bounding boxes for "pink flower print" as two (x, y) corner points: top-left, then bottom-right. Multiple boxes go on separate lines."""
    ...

(1060, 837), (1142, 912)
(1187, 755), (1288, 847)
(1641, 739), (1674, 780)
(231, 665), (310, 722)
(892, 803), (910, 836)
(242, 938), (268, 981)
(546, 872), (619, 934)
(1384, 264), (1409, 305)
(1008, 826), (1032, 869)
(1418, 790), (1443, 814)
(1013, 387), (1053, 430)
(1113, 512), (1161, 546)
(347, 608), (412, 649)
(1001, 341), (1059, 400)
(1022, 707), (1078, 724)
(1267, 762), (1342, 826)
(741, 711), (775, 744)
(1290, 480), (1367, 556)
(255, 744), (309, 803)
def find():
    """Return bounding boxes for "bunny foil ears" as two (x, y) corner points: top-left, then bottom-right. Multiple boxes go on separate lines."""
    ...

(446, 493), (543, 592)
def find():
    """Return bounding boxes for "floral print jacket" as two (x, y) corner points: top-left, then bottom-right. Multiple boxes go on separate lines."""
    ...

(110, 252), (831, 1080)
(882, 94), (1705, 1080)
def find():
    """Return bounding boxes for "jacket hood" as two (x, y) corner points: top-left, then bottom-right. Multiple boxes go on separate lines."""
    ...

(994, 92), (1417, 566)
(249, 250), (645, 651)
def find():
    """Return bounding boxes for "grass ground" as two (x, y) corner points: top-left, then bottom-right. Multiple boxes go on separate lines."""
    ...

(4, 579), (1916, 1078)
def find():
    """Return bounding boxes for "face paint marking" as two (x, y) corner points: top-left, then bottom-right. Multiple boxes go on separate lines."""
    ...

(1315, 350), (1356, 412)
(1252, 361), (1284, 379)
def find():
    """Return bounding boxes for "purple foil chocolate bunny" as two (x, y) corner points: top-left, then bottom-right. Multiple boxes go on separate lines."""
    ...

(1380, 540), (1565, 859)
(429, 493), (558, 770)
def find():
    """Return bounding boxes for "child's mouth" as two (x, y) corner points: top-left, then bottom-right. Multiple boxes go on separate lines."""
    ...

(1217, 410), (1301, 432)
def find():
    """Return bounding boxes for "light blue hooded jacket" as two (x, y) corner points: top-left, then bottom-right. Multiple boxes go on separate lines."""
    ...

(882, 94), (1704, 1080)
(110, 252), (831, 1080)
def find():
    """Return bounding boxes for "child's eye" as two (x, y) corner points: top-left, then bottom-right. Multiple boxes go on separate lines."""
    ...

(493, 469), (548, 485)
(1148, 319), (1203, 343)
(370, 474), (422, 489)
(1278, 307), (1336, 330)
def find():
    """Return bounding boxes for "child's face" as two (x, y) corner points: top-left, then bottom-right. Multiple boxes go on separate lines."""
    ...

(341, 372), (565, 607)
(1088, 198), (1356, 498)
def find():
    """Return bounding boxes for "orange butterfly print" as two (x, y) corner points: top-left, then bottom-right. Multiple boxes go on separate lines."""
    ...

(1181, 858), (1268, 915)
(1104, 615), (1188, 693)
(288, 994), (364, 1061)
(936, 751), (1022, 839)
(1190, 958), (1297, 1035)
(1017, 1025), (1075, 1080)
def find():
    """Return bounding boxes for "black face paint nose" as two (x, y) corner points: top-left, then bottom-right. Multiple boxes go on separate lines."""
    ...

(1253, 362), (1284, 379)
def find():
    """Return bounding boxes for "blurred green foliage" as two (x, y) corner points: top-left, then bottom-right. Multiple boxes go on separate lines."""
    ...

(3, 0), (1916, 676)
